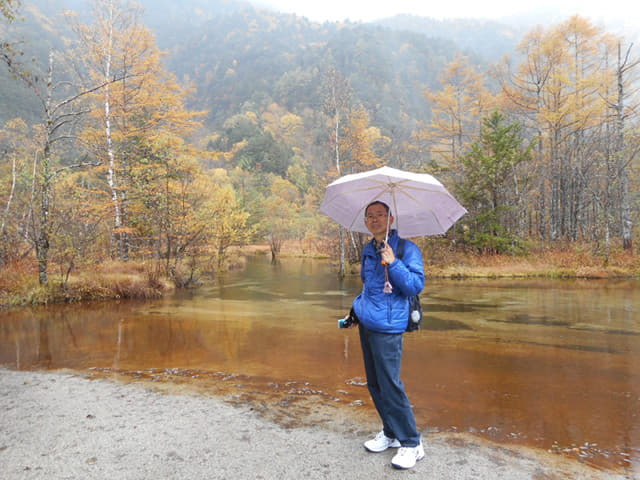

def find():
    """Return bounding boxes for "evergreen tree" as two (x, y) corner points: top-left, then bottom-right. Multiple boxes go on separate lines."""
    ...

(458, 111), (533, 254)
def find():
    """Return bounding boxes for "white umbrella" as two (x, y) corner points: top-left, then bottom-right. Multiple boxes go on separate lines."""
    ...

(320, 166), (467, 238)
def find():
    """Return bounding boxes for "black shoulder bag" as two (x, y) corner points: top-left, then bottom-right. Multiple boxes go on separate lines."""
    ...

(395, 239), (423, 332)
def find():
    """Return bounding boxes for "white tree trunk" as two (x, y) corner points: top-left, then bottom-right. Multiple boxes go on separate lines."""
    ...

(335, 111), (346, 277)
(0, 151), (16, 237)
(103, 0), (125, 259)
(617, 43), (634, 251)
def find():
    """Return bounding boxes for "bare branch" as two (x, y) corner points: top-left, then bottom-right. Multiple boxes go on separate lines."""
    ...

(51, 74), (133, 113)
(53, 157), (102, 176)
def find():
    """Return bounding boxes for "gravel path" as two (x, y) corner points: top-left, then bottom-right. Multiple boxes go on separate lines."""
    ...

(0, 369), (634, 479)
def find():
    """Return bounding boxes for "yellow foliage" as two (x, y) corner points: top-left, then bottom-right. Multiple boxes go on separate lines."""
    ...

(340, 108), (384, 173)
(422, 54), (496, 165)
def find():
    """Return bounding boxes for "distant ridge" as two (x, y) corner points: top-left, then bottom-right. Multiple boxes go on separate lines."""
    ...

(372, 14), (524, 61)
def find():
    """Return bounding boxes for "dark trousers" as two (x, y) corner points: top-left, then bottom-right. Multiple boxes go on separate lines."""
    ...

(358, 324), (420, 447)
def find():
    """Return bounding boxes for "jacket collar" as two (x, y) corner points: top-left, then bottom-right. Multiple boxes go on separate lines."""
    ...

(368, 229), (399, 253)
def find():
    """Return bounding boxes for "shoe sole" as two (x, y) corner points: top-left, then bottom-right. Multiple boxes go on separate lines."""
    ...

(364, 440), (401, 453)
(391, 453), (425, 469)
(364, 444), (399, 453)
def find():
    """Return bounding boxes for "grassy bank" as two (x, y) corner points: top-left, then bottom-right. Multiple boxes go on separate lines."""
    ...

(1, 243), (638, 310)
(421, 244), (640, 279)
(282, 239), (640, 279)
(0, 259), (174, 310)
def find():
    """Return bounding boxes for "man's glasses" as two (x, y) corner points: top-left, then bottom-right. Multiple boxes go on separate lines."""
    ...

(365, 213), (389, 220)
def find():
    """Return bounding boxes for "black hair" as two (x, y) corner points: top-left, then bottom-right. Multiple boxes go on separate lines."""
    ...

(365, 201), (390, 216)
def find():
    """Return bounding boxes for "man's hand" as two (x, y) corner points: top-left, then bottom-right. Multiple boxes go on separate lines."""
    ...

(380, 243), (396, 266)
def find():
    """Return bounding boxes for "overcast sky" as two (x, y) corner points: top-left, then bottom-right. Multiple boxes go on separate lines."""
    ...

(256, 0), (638, 31)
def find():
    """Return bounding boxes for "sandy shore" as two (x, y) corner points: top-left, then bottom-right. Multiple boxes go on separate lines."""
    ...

(0, 368), (634, 480)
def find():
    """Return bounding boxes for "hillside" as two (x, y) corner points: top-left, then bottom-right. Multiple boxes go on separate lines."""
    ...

(0, 0), (516, 132)
(373, 14), (523, 61)
(164, 12), (463, 131)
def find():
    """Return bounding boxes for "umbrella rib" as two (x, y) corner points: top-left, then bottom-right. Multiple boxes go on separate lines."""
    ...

(393, 188), (448, 233)
(323, 182), (390, 205)
(322, 171), (465, 236)
(389, 179), (445, 194)
(343, 181), (448, 234)
(346, 186), (394, 231)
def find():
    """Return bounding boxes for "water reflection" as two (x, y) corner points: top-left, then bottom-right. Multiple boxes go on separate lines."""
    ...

(0, 257), (639, 472)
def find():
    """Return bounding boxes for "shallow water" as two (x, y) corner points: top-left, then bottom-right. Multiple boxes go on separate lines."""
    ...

(1, 256), (639, 472)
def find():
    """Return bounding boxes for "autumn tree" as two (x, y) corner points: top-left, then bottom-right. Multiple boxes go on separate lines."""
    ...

(123, 133), (224, 282)
(73, 0), (204, 261)
(1, 45), (125, 284)
(206, 175), (251, 271)
(420, 54), (496, 171)
(286, 155), (314, 194)
(495, 25), (557, 239)
(340, 107), (386, 173)
(53, 169), (110, 287)
(0, 118), (35, 264)
(257, 176), (303, 262)
(551, 17), (609, 241)
(279, 112), (305, 149)
(496, 16), (637, 245)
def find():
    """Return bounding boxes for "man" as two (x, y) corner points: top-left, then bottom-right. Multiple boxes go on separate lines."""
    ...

(349, 200), (425, 469)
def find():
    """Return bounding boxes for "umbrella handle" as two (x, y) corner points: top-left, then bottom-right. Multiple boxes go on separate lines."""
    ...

(381, 210), (391, 267)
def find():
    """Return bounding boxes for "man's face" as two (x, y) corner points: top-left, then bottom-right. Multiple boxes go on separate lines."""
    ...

(364, 203), (393, 237)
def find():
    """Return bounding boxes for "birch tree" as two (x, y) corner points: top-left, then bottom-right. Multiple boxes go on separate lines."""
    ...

(322, 64), (351, 277)
(69, 0), (126, 259)
(322, 65), (352, 177)
(608, 42), (639, 251)
(2, 49), (121, 284)
(72, 0), (204, 261)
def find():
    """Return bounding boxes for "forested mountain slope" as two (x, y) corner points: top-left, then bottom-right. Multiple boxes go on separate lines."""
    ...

(1, 0), (514, 131)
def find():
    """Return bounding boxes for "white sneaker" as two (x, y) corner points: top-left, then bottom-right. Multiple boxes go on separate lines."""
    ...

(363, 431), (401, 453)
(391, 441), (425, 469)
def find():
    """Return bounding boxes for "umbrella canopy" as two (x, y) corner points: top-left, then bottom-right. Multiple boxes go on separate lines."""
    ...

(320, 166), (467, 238)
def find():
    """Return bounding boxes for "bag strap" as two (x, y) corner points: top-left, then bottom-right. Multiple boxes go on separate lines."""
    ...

(396, 238), (406, 261)
(360, 239), (374, 282)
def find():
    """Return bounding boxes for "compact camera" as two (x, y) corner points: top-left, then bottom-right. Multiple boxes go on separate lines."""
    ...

(338, 316), (353, 328)
(338, 309), (359, 329)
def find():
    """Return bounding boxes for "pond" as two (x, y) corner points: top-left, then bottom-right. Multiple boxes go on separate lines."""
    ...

(1, 255), (639, 472)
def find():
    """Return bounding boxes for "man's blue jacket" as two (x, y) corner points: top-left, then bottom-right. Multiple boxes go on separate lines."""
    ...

(353, 230), (425, 334)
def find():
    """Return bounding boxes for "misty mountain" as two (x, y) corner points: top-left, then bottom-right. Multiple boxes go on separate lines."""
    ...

(373, 14), (524, 61)
(1, 0), (517, 133)
(164, 11), (469, 130)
